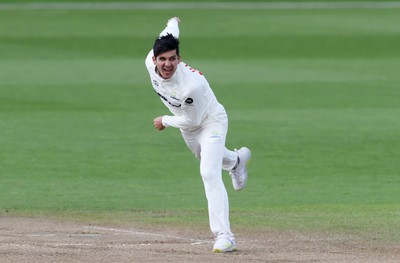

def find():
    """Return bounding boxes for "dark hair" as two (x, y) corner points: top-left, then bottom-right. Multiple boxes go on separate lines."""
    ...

(153, 33), (180, 58)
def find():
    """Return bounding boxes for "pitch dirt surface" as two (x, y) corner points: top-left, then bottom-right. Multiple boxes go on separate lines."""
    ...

(1, 217), (399, 263)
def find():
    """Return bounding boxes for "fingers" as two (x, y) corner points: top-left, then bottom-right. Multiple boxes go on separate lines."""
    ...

(153, 116), (165, 130)
(169, 17), (181, 24)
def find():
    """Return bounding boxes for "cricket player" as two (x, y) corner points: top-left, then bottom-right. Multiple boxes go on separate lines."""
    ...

(145, 17), (251, 253)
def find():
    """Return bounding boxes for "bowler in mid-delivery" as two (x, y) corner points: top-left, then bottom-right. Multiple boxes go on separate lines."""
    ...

(145, 17), (251, 253)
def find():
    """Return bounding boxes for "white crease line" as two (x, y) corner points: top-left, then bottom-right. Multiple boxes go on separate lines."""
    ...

(45, 242), (95, 247)
(27, 233), (102, 237)
(88, 226), (211, 245)
(1, 2), (400, 10)
(0, 243), (95, 249)
(27, 234), (57, 237)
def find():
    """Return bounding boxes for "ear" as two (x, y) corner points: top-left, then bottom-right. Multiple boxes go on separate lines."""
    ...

(152, 56), (157, 65)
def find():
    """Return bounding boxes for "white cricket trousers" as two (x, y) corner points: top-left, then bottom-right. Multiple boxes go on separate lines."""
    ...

(181, 118), (237, 236)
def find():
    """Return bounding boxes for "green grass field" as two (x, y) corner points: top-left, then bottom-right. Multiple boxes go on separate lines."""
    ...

(1, 1), (399, 242)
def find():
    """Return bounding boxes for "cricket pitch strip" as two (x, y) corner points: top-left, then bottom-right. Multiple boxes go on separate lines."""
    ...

(0, 217), (398, 262)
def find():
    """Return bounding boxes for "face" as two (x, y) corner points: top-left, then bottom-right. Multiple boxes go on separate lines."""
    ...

(152, 49), (181, 79)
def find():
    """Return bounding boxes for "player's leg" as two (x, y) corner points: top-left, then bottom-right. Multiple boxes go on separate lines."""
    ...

(228, 147), (251, 191)
(181, 129), (238, 173)
(199, 130), (229, 235)
(222, 148), (237, 171)
(198, 123), (236, 252)
(181, 129), (201, 160)
(221, 142), (251, 191)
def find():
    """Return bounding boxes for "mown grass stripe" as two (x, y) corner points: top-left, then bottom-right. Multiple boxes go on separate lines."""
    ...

(1, 2), (400, 10)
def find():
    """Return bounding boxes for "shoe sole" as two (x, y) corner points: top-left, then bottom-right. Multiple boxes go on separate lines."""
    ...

(234, 147), (251, 191)
(213, 247), (237, 253)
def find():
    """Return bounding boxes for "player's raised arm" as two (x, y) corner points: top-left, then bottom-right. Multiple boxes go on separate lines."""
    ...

(145, 17), (181, 68)
(144, 18), (251, 253)
(159, 17), (180, 38)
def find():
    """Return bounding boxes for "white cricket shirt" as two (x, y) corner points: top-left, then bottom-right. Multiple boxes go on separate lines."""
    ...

(145, 19), (227, 132)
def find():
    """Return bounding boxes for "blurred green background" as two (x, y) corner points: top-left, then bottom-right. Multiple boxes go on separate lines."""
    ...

(0, 1), (399, 242)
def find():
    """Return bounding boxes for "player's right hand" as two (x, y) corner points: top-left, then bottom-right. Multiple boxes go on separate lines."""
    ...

(168, 17), (181, 24)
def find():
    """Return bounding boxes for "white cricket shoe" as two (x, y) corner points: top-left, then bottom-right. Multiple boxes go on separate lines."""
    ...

(213, 232), (237, 253)
(229, 147), (251, 191)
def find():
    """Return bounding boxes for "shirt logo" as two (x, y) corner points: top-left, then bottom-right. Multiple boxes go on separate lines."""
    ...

(185, 98), (193, 104)
(154, 90), (181, 108)
(153, 80), (159, 87)
(210, 130), (222, 139)
(170, 90), (179, 101)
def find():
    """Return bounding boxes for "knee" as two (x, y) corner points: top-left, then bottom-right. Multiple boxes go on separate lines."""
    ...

(200, 166), (220, 185)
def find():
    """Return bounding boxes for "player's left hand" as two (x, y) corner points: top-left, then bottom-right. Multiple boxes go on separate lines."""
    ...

(153, 116), (166, 130)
